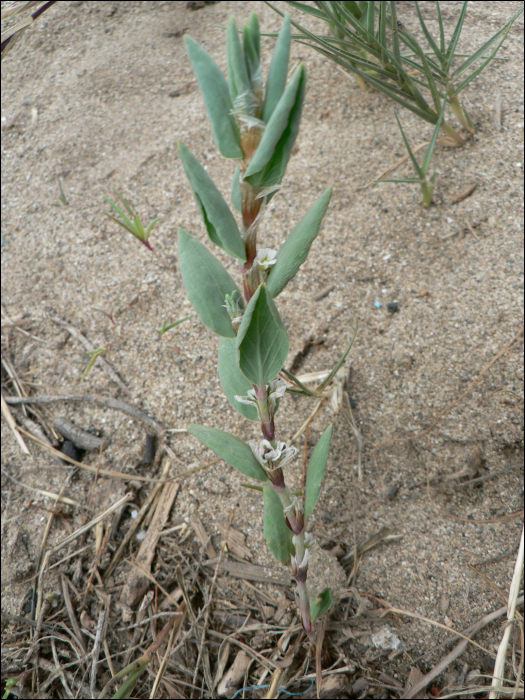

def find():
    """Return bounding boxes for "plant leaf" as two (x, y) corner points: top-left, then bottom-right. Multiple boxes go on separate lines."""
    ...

(310, 587), (333, 622)
(226, 16), (252, 115)
(177, 228), (240, 338)
(263, 13), (291, 122)
(421, 85), (448, 175)
(218, 337), (259, 421)
(394, 112), (424, 178)
(231, 165), (242, 212)
(444, 1), (467, 72)
(263, 484), (294, 565)
(243, 13), (261, 91)
(267, 186), (332, 297)
(245, 63), (306, 188)
(236, 284), (289, 386)
(184, 35), (243, 159)
(304, 424), (332, 516)
(178, 141), (246, 260)
(188, 424), (268, 481)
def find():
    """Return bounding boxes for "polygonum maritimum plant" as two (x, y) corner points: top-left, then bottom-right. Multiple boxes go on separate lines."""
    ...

(178, 12), (350, 641)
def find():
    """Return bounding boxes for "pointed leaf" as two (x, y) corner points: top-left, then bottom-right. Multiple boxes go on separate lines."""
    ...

(421, 86), (448, 175)
(188, 424), (268, 481)
(304, 424), (333, 516)
(394, 112), (424, 178)
(231, 165), (242, 212)
(243, 13), (261, 89)
(226, 16), (252, 115)
(263, 484), (294, 565)
(310, 587), (333, 622)
(267, 187), (332, 297)
(178, 142), (245, 260)
(245, 64), (306, 188)
(218, 337), (259, 421)
(184, 35), (243, 159)
(445, 1), (467, 71)
(263, 14), (291, 122)
(236, 284), (289, 386)
(177, 228), (240, 338)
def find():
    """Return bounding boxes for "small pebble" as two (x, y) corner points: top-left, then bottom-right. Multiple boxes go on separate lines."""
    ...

(387, 302), (400, 313)
(374, 300), (381, 308)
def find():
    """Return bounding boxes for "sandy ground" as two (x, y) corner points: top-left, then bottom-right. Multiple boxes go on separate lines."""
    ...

(1, 1), (523, 697)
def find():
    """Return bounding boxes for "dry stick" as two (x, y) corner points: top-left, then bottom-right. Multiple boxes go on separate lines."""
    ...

(1, 468), (83, 507)
(4, 393), (165, 434)
(341, 390), (363, 481)
(50, 315), (132, 397)
(149, 619), (177, 699)
(103, 458), (172, 581)
(355, 139), (430, 190)
(89, 611), (106, 698)
(16, 426), (165, 482)
(1, 393), (30, 454)
(373, 324), (524, 452)
(50, 637), (73, 699)
(489, 526), (525, 699)
(400, 595), (525, 700)
(35, 493), (132, 623)
(290, 398), (324, 443)
(60, 575), (87, 654)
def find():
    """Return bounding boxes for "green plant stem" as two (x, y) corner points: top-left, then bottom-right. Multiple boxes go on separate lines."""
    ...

(449, 93), (474, 131)
(420, 179), (433, 207)
(274, 483), (314, 639)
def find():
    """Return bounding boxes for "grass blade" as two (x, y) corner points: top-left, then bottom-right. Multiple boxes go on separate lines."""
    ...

(105, 214), (136, 237)
(451, 5), (523, 82)
(115, 190), (134, 217)
(394, 112), (424, 178)
(435, 1), (445, 56)
(414, 1), (445, 64)
(421, 86), (448, 175)
(445, 1), (467, 72)
(316, 323), (358, 395)
(390, 1), (402, 66)
(103, 196), (134, 231)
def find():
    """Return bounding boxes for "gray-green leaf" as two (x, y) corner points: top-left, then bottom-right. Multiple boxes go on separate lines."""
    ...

(310, 587), (332, 622)
(226, 17), (252, 115)
(236, 284), (289, 386)
(218, 337), (259, 421)
(244, 64), (306, 188)
(177, 228), (240, 338)
(187, 424), (268, 482)
(267, 186), (332, 297)
(178, 141), (245, 261)
(263, 14), (291, 123)
(231, 165), (242, 212)
(184, 35), (243, 159)
(263, 484), (294, 565)
(304, 424), (333, 516)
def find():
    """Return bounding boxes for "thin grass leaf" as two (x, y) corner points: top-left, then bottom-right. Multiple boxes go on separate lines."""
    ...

(105, 214), (136, 236)
(390, 2), (402, 66)
(115, 190), (134, 217)
(103, 196), (134, 231)
(421, 86), (448, 174)
(280, 367), (317, 396)
(435, 0), (445, 57)
(280, 1), (328, 21)
(414, 1), (445, 65)
(394, 113), (424, 179)
(452, 5), (523, 84)
(376, 177), (422, 184)
(145, 217), (162, 236)
(378, 2), (387, 63)
(367, 0), (375, 37)
(133, 215), (145, 238)
(316, 324), (358, 394)
(444, 1), (467, 72)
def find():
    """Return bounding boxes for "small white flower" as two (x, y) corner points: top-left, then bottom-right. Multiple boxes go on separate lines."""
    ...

(268, 378), (287, 410)
(284, 495), (302, 517)
(248, 439), (273, 466)
(278, 444), (298, 468)
(234, 388), (257, 406)
(293, 548), (309, 570)
(255, 248), (277, 271)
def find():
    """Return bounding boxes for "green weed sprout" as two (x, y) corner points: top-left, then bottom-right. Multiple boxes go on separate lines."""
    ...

(156, 315), (193, 337)
(80, 346), (107, 382)
(177, 12), (355, 642)
(375, 87), (448, 206)
(103, 191), (160, 251)
(269, 1), (523, 145)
